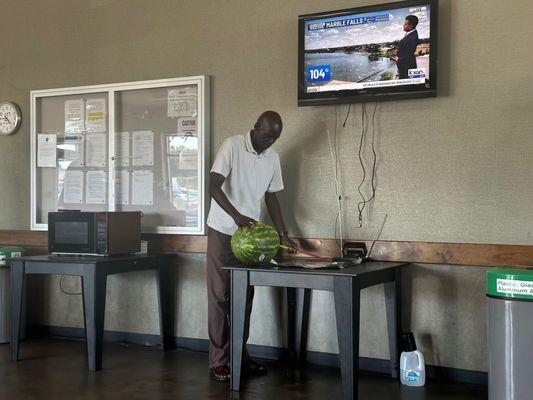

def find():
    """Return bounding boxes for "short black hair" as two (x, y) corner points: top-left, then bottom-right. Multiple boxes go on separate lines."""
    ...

(405, 15), (419, 28)
(254, 111), (282, 131)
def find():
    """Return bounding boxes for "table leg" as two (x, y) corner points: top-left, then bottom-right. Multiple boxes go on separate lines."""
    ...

(384, 268), (402, 379)
(82, 270), (107, 371)
(230, 270), (249, 391)
(295, 288), (311, 366)
(10, 261), (25, 361)
(334, 277), (360, 400)
(286, 287), (296, 359)
(156, 257), (176, 351)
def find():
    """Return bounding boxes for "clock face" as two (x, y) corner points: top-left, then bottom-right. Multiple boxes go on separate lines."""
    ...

(0, 102), (22, 135)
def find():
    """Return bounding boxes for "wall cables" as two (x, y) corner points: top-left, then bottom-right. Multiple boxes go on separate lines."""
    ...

(355, 102), (378, 227)
(329, 105), (344, 256)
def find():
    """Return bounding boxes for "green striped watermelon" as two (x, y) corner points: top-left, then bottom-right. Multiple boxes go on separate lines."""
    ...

(231, 223), (284, 265)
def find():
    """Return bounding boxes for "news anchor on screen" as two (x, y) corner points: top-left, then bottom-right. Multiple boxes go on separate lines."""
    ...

(394, 15), (419, 79)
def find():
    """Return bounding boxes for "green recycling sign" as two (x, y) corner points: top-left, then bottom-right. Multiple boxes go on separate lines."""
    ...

(487, 268), (533, 300)
(0, 247), (24, 268)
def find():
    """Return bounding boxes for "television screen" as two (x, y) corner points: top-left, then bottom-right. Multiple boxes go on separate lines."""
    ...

(298, 0), (438, 106)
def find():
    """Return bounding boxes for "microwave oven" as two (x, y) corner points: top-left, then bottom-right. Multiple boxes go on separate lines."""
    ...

(48, 211), (142, 255)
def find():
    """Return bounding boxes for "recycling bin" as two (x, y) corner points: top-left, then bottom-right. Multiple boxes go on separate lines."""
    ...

(487, 268), (533, 400)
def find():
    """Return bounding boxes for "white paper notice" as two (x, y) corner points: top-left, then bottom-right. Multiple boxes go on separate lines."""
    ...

(115, 170), (130, 205)
(62, 135), (84, 166)
(132, 170), (153, 205)
(167, 86), (197, 117)
(63, 170), (84, 204)
(65, 100), (84, 133)
(86, 133), (107, 167)
(86, 170), (106, 204)
(132, 130), (154, 166)
(85, 99), (107, 133)
(177, 117), (197, 135)
(116, 132), (130, 166)
(37, 134), (57, 168)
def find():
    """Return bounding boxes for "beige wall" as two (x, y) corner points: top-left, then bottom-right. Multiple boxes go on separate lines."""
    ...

(2, 0), (533, 372)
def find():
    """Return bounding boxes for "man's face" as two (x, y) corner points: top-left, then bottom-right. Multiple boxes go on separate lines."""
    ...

(255, 120), (282, 153)
(403, 20), (414, 32)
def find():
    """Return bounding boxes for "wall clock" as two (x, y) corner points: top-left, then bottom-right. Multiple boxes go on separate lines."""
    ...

(0, 101), (22, 135)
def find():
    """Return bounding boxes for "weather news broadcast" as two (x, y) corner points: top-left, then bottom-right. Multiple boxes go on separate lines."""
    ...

(304, 4), (431, 93)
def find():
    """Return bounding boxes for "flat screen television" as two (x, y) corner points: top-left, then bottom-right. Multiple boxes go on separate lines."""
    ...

(298, 0), (438, 106)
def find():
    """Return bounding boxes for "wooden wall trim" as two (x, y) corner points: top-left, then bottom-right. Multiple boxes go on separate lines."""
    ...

(143, 234), (207, 253)
(369, 241), (533, 268)
(1, 230), (532, 268)
(0, 230), (48, 247)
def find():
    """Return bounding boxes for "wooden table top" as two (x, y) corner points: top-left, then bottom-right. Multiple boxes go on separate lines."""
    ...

(223, 258), (407, 277)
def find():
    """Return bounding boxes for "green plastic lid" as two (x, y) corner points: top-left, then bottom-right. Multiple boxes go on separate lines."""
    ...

(0, 247), (25, 268)
(487, 268), (533, 300)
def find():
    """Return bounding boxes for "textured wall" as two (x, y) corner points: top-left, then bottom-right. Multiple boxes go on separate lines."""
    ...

(2, 0), (532, 372)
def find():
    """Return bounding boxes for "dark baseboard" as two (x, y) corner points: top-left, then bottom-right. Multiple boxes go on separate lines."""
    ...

(27, 325), (487, 386)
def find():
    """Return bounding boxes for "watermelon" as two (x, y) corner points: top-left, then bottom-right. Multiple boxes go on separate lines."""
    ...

(231, 223), (285, 265)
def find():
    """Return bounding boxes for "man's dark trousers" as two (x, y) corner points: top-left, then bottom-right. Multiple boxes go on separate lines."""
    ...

(207, 227), (254, 368)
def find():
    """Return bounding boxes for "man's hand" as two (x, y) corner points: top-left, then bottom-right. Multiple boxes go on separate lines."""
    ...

(280, 233), (299, 254)
(233, 213), (257, 228)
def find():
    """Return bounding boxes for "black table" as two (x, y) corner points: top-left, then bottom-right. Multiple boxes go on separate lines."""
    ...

(11, 254), (176, 371)
(224, 259), (407, 400)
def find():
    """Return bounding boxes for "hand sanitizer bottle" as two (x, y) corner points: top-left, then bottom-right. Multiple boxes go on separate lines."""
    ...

(400, 332), (426, 387)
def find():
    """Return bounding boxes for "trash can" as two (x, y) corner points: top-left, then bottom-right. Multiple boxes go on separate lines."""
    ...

(487, 268), (533, 400)
(0, 247), (25, 344)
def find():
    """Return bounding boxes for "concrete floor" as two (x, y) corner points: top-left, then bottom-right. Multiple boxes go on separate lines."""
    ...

(0, 339), (487, 400)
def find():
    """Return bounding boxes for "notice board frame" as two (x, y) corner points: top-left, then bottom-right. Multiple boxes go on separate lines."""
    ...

(30, 75), (210, 235)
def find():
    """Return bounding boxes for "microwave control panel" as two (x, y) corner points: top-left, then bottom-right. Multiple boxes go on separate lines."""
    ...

(95, 213), (108, 254)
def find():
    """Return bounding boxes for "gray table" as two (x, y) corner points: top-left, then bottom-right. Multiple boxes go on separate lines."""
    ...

(224, 259), (407, 400)
(11, 254), (176, 371)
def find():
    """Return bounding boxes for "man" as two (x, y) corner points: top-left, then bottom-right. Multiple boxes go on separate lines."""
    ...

(394, 15), (419, 79)
(206, 111), (297, 382)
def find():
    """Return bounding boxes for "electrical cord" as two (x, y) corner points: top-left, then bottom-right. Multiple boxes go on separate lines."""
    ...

(334, 213), (341, 251)
(329, 105), (343, 257)
(342, 104), (351, 127)
(332, 102), (379, 237)
(356, 104), (368, 226)
(334, 103), (352, 250)
(59, 275), (82, 296)
(356, 102), (379, 227)
(367, 102), (378, 203)
(332, 106), (337, 250)
(334, 104), (354, 247)
(367, 213), (388, 259)
(335, 107), (342, 253)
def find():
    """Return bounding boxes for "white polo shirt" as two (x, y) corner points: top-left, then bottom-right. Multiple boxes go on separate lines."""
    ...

(207, 131), (284, 236)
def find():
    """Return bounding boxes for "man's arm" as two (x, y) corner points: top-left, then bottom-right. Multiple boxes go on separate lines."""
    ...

(265, 191), (298, 251)
(396, 41), (407, 60)
(398, 35), (418, 60)
(405, 35), (418, 57)
(210, 172), (256, 228)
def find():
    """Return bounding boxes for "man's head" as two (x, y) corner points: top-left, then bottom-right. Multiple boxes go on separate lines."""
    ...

(251, 111), (283, 153)
(403, 15), (418, 32)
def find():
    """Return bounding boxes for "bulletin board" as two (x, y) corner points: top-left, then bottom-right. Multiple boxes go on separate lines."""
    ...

(30, 76), (210, 234)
